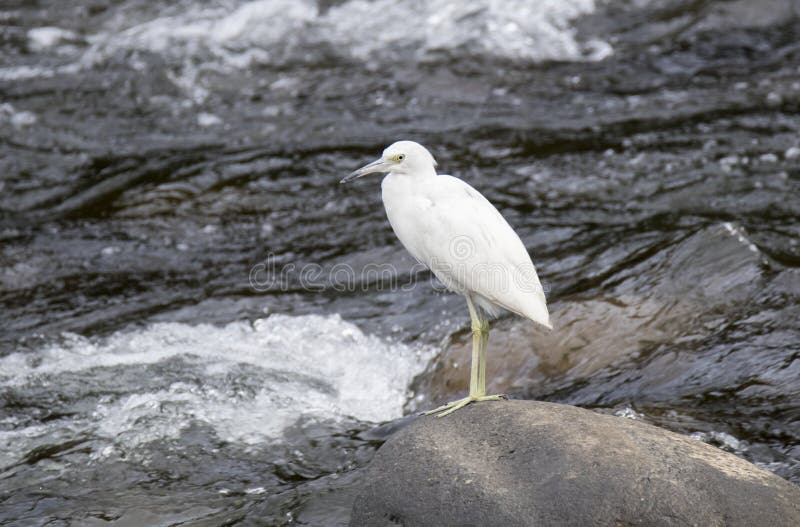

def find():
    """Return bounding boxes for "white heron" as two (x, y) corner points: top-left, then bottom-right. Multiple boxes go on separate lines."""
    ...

(341, 141), (551, 416)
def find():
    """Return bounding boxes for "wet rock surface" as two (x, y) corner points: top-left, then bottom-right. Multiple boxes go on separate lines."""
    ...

(352, 401), (800, 527)
(411, 222), (767, 405)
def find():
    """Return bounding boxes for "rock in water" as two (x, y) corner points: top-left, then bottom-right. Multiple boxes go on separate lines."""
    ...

(351, 401), (800, 527)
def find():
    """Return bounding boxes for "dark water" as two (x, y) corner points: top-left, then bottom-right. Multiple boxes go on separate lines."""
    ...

(1, 0), (799, 525)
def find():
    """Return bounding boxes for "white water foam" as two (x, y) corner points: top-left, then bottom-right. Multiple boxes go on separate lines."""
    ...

(0, 103), (37, 128)
(0, 314), (432, 457)
(91, 0), (606, 64)
(0, 0), (609, 82)
(27, 27), (80, 52)
(689, 430), (747, 453)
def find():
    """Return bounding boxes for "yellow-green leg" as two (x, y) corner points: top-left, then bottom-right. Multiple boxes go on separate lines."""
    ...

(424, 296), (506, 417)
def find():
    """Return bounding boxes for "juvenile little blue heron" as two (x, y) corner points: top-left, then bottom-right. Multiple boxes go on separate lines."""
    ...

(341, 141), (551, 416)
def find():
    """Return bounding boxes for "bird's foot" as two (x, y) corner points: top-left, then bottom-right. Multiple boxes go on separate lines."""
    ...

(422, 394), (507, 418)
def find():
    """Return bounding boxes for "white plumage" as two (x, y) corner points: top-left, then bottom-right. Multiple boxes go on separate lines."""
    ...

(342, 140), (551, 416)
(382, 170), (551, 329)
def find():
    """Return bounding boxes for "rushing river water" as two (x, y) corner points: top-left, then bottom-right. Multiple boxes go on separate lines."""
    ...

(1, 0), (799, 525)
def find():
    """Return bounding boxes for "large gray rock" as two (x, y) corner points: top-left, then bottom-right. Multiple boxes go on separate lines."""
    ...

(351, 401), (800, 527)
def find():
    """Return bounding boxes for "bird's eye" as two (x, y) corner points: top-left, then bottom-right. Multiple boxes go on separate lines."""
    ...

(397, 154), (405, 161)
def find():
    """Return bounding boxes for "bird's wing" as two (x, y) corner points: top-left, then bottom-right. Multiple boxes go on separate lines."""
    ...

(388, 175), (550, 328)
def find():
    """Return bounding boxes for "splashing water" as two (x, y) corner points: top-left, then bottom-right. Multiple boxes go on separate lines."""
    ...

(1, 0), (608, 84)
(0, 314), (432, 466)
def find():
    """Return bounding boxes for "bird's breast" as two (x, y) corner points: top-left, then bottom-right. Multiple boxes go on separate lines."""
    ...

(381, 175), (434, 263)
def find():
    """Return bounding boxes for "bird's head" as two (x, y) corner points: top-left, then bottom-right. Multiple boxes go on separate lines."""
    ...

(340, 140), (438, 183)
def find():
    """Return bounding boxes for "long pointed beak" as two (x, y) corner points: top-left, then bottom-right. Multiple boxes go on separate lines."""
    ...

(340, 158), (392, 184)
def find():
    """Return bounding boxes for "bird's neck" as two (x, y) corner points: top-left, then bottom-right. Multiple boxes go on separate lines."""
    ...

(388, 166), (438, 179)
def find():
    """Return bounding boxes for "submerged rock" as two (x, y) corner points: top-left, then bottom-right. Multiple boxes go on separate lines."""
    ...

(351, 401), (800, 527)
